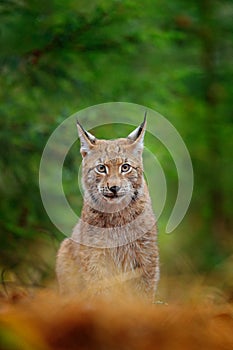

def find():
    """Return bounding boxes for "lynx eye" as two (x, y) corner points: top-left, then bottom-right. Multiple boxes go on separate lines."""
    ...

(121, 163), (131, 173)
(95, 164), (107, 174)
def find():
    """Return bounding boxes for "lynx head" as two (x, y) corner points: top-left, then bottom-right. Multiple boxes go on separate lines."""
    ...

(77, 116), (147, 213)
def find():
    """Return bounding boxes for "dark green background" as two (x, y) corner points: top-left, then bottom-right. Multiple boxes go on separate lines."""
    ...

(0, 0), (232, 290)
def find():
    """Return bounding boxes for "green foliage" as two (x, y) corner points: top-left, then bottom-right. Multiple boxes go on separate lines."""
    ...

(0, 0), (232, 283)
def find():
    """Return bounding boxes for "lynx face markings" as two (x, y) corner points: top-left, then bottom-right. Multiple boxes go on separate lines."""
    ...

(85, 151), (141, 205)
(78, 124), (146, 212)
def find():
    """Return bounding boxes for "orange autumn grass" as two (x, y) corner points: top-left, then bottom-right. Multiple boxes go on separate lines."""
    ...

(0, 281), (233, 350)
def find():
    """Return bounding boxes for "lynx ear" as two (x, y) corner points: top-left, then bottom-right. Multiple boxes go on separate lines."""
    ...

(127, 112), (147, 152)
(77, 120), (96, 157)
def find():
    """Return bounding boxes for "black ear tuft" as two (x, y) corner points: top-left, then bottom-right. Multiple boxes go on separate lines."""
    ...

(127, 112), (147, 144)
(77, 120), (96, 144)
(136, 111), (147, 139)
(76, 120), (96, 157)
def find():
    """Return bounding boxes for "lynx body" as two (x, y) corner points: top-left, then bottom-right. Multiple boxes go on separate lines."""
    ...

(56, 117), (159, 299)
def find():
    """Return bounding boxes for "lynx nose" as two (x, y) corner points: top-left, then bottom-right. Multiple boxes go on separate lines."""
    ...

(109, 185), (120, 194)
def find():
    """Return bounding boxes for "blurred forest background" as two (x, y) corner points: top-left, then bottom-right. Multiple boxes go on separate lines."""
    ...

(0, 0), (232, 294)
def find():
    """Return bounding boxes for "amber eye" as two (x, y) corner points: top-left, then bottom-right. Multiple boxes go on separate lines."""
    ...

(95, 164), (107, 174)
(121, 163), (131, 173)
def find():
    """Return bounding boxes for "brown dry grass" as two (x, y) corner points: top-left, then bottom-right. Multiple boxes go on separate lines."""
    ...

(0, 280), (233, 350)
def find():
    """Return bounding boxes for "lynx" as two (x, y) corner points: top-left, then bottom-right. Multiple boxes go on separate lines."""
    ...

(56, 116), (159, 299)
